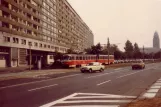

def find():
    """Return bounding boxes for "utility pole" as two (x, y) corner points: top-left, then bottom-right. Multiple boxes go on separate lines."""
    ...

(107, 37), (110, 65)
(143, 45), (144, 61)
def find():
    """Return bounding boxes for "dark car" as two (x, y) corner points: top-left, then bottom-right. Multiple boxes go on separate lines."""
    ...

(132, 60), (145, 70)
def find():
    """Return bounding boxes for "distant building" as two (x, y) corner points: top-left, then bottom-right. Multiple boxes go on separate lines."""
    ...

(153, 31), (160, 49)
(140, 32), (160, 54)
(140, 47), (160, 54)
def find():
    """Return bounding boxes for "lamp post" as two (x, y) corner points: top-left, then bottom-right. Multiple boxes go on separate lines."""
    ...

(29, 42), (32, 70)
(101, 41), (120, 65)
(143, 45), (145, 61)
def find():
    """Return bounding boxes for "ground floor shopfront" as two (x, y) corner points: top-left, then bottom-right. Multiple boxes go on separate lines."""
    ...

(0, 46), (54, 69)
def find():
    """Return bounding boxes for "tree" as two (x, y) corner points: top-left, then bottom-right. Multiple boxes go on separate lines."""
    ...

(124, 40), (134, 59)
(90, 43), (102, 55)
(54, 52), (64, 61)
(109, 44), (119, 54)
(133, 43), (141, 59)
(67, 48), (75, 54)
(114, 50), (123, 60)
(154, 51), (161, 59)
(84, 48), (92, 54)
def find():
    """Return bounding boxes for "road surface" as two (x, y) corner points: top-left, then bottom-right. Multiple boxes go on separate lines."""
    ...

(0, 63), (161, 107)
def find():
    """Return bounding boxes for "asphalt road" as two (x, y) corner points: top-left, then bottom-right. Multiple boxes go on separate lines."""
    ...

(0, 63), (161, 107)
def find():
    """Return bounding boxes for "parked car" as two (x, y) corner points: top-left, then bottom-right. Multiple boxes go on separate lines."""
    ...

(114, 60), (118, 64)
(132, 60), (145, 70)
(80, 62), (105, 73)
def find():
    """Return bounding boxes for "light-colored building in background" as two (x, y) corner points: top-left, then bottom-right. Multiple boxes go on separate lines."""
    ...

(140, 32), (160, 54)
(0, 0), (94, 68)
(153, 31), (160, 49)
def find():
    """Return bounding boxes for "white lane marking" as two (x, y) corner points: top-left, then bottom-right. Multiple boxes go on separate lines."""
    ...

(60, 100), (132, 104)
(142, 93), (156, 98)
(28, 84), (58, 92)
(153, 83), (161, 86)
(97, 80), (111, 86)
(151, 86), (161, 89)
(116, 71), (141, 79)
(156, 81), (161, 83)
(147, 89), (159, 93)
(77, 93), (136, 98)
(53, 106), (119, 107)
(40, 93), (78, 107)
(86, 70), (123, 79)
(115, 68), (123, 71)
(77, 93), (111, 96)
(0, 74), (81, 90)
(69, 95), (136, 99)
(40, 92), (136, 107)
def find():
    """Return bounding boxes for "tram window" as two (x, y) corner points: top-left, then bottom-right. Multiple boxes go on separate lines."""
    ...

(63, 56), (69, 60)
(76, 56), (79, 60)
(80, 56), (82, 60)
(106, 56), (108, 59)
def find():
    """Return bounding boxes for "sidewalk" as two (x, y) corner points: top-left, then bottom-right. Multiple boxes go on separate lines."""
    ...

(0, 67), (79, 81)
(0, 66), (28, 74)
(0, 63), (135, 81)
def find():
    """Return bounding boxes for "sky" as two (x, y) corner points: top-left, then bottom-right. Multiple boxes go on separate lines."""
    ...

(67, 0), (161, 51)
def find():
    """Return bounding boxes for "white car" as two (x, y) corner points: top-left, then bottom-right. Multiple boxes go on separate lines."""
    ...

(80, 62), (105, 73)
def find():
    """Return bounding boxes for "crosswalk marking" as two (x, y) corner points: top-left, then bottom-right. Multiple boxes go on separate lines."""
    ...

(60, 100), (132, 103)
(69, 96), (136, 99)
(40, 93), (136, 107)
(54, 105), (120, 107)
(141, 78), (161, 98)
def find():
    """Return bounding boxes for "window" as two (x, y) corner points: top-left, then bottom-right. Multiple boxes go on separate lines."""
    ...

(48, 45), (50, 48)
(3, 36), (10, 42)
(13, 37), (19, 44)
(44, 44), (47, 48)
(21, 39), (26, 45)
(28, 41), (32, 46)
(34, 42), (38, 47)
(49, 55), (53, 59)
(39, 43), (42, 48)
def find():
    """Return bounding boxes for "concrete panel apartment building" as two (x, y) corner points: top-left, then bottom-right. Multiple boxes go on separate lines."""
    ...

(0, 0), (94, 68)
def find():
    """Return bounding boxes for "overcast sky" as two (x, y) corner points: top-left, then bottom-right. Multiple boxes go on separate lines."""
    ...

(67, 0), (161, 50)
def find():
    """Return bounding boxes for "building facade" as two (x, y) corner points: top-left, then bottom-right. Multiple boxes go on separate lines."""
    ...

(0, 0), (94, 67)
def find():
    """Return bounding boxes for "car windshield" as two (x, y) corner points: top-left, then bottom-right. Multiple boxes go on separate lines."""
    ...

(136, 61), (142, 63)
(87, 63), (94, 66)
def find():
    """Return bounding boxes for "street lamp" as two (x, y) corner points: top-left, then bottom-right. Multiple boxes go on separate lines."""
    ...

(29, 42), (32, 70)
(143, 45), (145, 61)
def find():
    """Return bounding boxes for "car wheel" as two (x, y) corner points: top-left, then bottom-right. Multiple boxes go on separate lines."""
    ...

(89, 69), (93, 73)
(81, 70), (84, 73)
(132, 67), (135, 70)
(100, 68), (104, 72)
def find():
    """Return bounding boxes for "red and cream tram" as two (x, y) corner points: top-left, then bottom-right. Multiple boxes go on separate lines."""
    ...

(62, 54), (114, 67)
